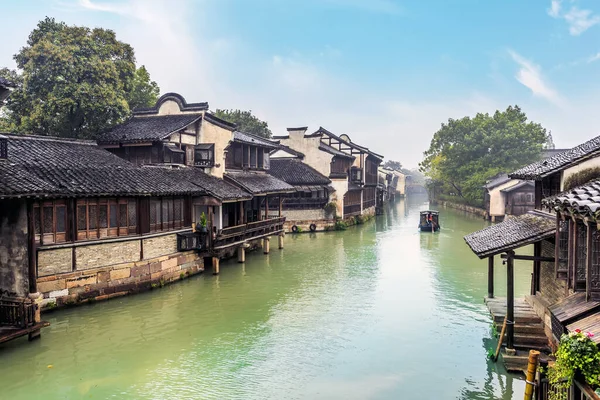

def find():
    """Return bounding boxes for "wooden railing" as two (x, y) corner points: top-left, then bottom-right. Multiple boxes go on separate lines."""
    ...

(176, 231), (207, 252)
(536, 360), (600, 400)
(0, 297), (36, 329)
(214, 217), (286, 249)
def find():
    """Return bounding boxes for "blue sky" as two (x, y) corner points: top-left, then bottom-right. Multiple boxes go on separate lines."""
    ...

(2, 0), (600, 167)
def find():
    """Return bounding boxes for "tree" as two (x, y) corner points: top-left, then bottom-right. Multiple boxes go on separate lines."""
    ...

(214, 109), (272, 138)
(383, 160), (403, 171)
(127, 66), (160, 110)
(2, 17), (158, 139)
(419, 105), (547, 205)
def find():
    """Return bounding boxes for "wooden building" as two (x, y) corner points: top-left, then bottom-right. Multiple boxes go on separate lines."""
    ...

(272, 126), (383, 222)
(483, 174), (535, 222)
(464, 134), (600, 371)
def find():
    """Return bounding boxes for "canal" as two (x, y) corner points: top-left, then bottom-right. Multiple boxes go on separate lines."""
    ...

(0, 198), (531, 399)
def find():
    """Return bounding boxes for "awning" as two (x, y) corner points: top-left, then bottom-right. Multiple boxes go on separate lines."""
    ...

(464, 210), (556, 258)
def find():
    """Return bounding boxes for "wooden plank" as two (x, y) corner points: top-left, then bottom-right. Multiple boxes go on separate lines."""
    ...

(549, 293), (600, 323)
(0, 321), (49, 344)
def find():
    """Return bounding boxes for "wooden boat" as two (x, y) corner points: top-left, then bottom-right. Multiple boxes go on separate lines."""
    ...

(419, 210), (440, 232)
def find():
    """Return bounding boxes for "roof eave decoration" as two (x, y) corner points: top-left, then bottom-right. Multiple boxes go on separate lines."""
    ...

(133, 93), (209, 115)
(316, 126), (384, 160)
(203, 113), (237, 131)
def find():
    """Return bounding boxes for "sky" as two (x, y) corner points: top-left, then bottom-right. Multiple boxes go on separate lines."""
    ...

(2, 0), (600, 168)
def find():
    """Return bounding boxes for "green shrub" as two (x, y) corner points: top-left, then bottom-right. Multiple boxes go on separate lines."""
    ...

(334, 220), (347, 231)
(563, 167), (600, 191)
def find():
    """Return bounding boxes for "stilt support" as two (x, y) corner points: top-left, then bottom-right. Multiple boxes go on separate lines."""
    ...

(237, 246), (246, 263)
(523, 350), (540, 400)
(278, 233), (284, 249)
(488, 256), (494, 299)
(506, 250), (515, 350)
(212, 257), (220, 275)
(263, 237), (270, 254)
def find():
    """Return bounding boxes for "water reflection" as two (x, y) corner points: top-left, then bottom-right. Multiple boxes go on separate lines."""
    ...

(0, 198), (528, 399)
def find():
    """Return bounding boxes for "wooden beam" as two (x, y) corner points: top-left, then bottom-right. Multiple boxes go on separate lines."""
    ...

(279, 195), (283, 217)
(568, 218), (575, 289)
(572, 220), (578, 290)
(265, 195), (269, 220)
(555, 214), (560, 278)
(506, 250), (515, 350)
(500, 254), (555, 262)
(488, 256), (494, 299)
(533, 242), (541, 295)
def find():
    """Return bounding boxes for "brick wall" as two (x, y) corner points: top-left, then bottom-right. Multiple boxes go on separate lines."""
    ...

(38, 248), (72, 277)
(76, 240), (141, 270)
(539, 239), (568, 304)
(143, 234), (178, 259)
(281, 209), (328, 221)
(0, 200), (29, 297)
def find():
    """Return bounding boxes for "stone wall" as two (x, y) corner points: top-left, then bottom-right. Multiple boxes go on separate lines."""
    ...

(38, 251), (204, 310)
(0, 200), (29, 297)
(77, 240), (141, 270)
(363, 206), (376, 217)
(440, 201), (487, 218)
(281, 208), (329, 221)
(38, 248), (72, 277)
(284, 219), (334, 233)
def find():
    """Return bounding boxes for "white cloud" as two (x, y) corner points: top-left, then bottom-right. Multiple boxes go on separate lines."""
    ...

(547, 0), (600, 35)
(548, 0), (562, 18)
(508, 50), (562, 106)
(588, 52), (600, 63)
(564, 7), (600, 35)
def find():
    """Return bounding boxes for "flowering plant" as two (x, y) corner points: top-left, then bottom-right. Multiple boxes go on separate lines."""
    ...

(548, 329), (600, 393)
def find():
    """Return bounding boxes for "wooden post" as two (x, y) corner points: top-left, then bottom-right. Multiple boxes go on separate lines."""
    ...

(570, 218), (576, 289)
(278, 233), (284, 249)
(488, 256), (494, 299)
(237, 246), (245, 263)
(555, 213), (561, 279)
(239, 201), (245, 225)
(533, 242), (541, 295)
(279, 195), (283, 217)
(212, 257), (220, 275)
(27, 201), (37, 294)
(265, 195), (269, 220)
(587, 223), (593, 300)
(263, 237), (270, 254)
(507, 250), (515, 350)
(523, 350), (540, 400)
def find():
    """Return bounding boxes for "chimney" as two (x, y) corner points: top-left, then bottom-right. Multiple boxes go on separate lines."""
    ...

(286, 127), (308, 140)
(0, 135), (7, 160)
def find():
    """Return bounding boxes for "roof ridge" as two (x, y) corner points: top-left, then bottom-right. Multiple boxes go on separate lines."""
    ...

(4, 134), (97, 145)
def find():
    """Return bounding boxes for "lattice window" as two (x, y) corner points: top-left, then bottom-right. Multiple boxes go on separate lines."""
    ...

(34, 200), (67, 244)
(557, 220), (569, 277)
(128, 201), (136, 228)
(576, 222), (587, 290)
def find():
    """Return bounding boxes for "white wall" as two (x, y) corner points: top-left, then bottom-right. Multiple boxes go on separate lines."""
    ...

(488, 179), (521, 217)
(199, 119), (234, 178)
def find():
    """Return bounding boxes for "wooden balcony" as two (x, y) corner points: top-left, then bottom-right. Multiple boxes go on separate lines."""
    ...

(214, 217), (286, 250)
(0, 297), (49, 345)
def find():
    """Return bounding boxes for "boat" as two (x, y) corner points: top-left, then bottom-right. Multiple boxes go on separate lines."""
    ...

(419, 210), (440, 232)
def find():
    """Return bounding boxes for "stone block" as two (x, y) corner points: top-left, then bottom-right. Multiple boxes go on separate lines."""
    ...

(149, 262), (162, 274)
(97, 271), (110, 283)
(49, 289), (69, 299)
(66, 275), (97, 289)
(130, 264), (150, 277)
(110, 268), (131, 280)
(37, 248), (72, 277)
(151, 272), (163, 280)
(161, 257), (178, 271)
(37, 279), (67, 293)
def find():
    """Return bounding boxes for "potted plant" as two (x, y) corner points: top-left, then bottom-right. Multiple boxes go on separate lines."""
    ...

(547, 329), (600, 399)
(198, 212), (208, 234)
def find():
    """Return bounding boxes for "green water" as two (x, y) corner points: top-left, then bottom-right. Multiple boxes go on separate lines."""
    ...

(0, 198), (532, 399)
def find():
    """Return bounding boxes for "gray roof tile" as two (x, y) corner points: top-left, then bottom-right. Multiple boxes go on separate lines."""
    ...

(225, 171), (294, 195)
(269, 159), (330, 186)
(98, 114), (201, 144)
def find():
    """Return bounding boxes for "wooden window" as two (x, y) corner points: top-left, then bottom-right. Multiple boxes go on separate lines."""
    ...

(263, 150), (270, 170)
(592, 229), (600, 295)
(194, 144), (214, 167)
(575, 221), (587, 290)
(33, 200), (67, 244)
(77, 198), (137, 240)
(243, 145), (250, 168)
(250, 146), (257, 168)
(258, 148), (264, 169)
(149, 197), (185, 233)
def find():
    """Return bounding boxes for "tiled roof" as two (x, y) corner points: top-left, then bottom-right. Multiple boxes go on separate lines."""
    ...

(483, 173), (512, 190)
(464, 211), (556, 258)
(233, 131), (279, 149)
(225, 171), (294, 195)
(0, 135), (248, 200)
(316, 127), (384, 161)
(0, 77), (14, 88)
(98, 114), (201, 144)
(269, 159), (331, 186)
(501, 181), (534, 193)
(543, 179), (600, 217)
(510, 136), (600, 180)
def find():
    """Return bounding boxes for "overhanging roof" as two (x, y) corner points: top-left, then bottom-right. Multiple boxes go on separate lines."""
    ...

(464, 211), (556, 258)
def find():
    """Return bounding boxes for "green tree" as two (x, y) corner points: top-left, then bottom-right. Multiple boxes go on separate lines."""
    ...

(127, 65), (160, 110)
(2, 17), (158, 139)
(383, 160), (403, 171)
(214, 109), (272, 138)
(419, 105), (547, 206)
